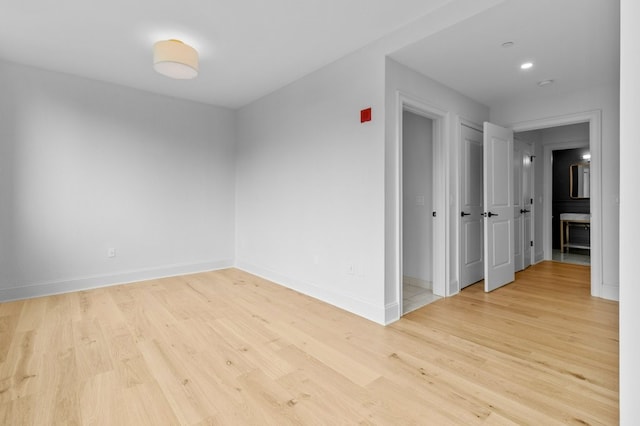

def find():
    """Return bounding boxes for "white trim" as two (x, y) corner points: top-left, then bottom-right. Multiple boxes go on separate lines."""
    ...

(511, 110), (603, 299)
(0, 259), (233, 302)
(395, 91), (450, 318)
(601, 283), (619, 301)
(236, 260), (388, 325)
(384, 302), (400, 325)
(460, 119), (483, 132)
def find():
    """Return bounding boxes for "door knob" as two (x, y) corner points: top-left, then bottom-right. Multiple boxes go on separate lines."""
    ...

(487, 212), (499, 217)
(520, 209), (531, 214)
(461, 212), (471, 217)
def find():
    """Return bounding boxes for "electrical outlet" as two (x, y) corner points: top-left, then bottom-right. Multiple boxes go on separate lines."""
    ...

(107, 248), (116, 258)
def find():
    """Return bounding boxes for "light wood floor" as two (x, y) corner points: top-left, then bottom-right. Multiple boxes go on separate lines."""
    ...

(0, 261), (618, 425)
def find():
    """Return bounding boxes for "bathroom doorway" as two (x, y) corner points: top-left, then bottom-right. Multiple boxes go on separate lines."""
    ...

(401, 110), (440, 314)
(551, 146), (591, 266)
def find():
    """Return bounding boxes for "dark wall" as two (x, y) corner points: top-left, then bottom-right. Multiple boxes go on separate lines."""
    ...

(552, 148), (590, 249)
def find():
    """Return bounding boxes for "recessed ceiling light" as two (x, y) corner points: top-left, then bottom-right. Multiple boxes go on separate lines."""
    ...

(501, 41), (515, 48)
(520, 62), (533, 70)
(537, 79), (554, 86)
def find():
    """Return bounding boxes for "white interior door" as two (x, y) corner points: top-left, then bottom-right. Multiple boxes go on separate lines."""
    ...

(521, 143), (533, 269)
(514, 139), (535, 271)
(513, 141), (524, 272)
(460, 124), (484, 288)
(483, 122), (515, 292)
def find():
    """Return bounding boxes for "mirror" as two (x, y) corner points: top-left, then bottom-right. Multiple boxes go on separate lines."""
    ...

(570, 162), (590, 199)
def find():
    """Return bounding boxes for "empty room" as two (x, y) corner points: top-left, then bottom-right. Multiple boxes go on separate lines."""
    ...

(1, 0), (638, 424)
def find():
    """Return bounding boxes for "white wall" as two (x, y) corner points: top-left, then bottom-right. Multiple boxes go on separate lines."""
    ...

(539, 123), (589, 144)
(491, 84), (619, 296)
(385, 58), (490, 314)
(235, 48), (388, 323)
(234, 0), (505, 326)
(619, 0), (640, 422)
(0, 60), (236, 300)
(0, 0), (511, 320)
(402, 112), (433, 283)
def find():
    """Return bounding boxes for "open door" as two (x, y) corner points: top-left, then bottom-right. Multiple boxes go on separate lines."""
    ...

(521, 142), (534, 270)
(460, 124), (484, 288)
(513, 140), (524, 271)
(513, 139), (534, 272)
(483, 122), (515, 292)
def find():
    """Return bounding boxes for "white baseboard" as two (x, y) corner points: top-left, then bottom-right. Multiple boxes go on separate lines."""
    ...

(402, 275), (433, 290)
(384, 302), (400, 325)
(448, 279), (460, 297)
(0, 259), (234, 302)
(601, 282), (620, 301)
(235, 260), (388, 325)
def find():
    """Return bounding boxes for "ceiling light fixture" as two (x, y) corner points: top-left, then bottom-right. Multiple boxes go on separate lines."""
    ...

(520, 62), (533, 70)
(501, 41), (515, 48)
(153, 39), (199, 79)
(582, 153), (591, 160)
(537, 79), (554, 87)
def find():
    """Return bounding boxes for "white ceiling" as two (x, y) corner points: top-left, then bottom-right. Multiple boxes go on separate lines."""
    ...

(0, 1), (619, 110)
(0, 0), (452, 108)
(390, 0), (620, 108)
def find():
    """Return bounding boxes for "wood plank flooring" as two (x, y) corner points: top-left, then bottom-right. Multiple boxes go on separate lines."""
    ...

(0, 261), (618, 425)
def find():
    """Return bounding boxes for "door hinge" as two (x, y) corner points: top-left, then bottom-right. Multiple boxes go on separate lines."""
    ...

(432, 211), (437, 217)
(530, 241), (534, 247)
(530, 198), (533, 204)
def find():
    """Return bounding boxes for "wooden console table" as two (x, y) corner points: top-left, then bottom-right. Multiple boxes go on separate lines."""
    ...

(560, 218), (591, 253)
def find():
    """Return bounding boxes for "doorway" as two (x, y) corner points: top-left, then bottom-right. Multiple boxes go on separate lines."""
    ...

(401, 111), (438, 313)
(550, 145), (591, 266)
(396, 93), (447, 316)
(512, 111), (601, 298)
(515, 122), (591, 268)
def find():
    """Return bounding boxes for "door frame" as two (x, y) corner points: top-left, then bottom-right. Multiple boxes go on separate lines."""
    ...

(544, 141), (589, 258)
(511, 110), (603, 298)
(395, 91), (449, 316)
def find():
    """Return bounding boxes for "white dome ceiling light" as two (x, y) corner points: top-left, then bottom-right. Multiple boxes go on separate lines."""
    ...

(153, 39), (199, 79)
